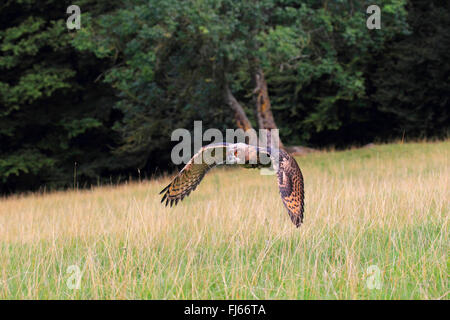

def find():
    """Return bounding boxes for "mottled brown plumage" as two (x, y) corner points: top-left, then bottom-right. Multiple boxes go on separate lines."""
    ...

(160, 143), (305, 227)
(275, 149), (305, 227)
(159, 144), (227, 207)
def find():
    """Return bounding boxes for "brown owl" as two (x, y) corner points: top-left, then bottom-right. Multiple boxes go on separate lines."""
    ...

(160, 143), (304, 227)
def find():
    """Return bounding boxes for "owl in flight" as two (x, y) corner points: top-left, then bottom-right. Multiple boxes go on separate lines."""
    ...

(160, 143), (305, 227)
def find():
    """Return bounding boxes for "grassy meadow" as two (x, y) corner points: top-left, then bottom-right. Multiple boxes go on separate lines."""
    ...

(0, 141), (448, 299)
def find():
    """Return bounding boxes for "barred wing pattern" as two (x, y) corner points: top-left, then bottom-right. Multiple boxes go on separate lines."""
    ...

(276, 149), (305, 227)
(160, 144), (228, 207)
(160, 143), (305, 227)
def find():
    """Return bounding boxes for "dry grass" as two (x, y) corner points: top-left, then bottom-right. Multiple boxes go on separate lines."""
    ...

(0, 141), (448, 299)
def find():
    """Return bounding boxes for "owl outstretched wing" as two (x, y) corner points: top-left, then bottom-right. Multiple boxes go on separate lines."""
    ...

(275, 149), (305, 227)
(160, 143), (229, 206)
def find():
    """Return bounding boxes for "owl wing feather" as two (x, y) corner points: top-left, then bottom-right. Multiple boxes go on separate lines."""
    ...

(275, 149), (305, 227)
(160, 143), (228, 206)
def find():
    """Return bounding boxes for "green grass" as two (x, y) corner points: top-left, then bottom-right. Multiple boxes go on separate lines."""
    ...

(0, 141), (448, 299)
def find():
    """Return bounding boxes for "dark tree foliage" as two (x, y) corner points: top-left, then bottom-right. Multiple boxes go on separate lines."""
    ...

(0, 0), (121, 193)
(371, 0), (450, 139)
(0, 0), (448, 194)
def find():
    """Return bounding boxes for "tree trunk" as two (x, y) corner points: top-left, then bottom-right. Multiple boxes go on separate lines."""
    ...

(253, 67), (284, 149)
(224, 84), (253, 131)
